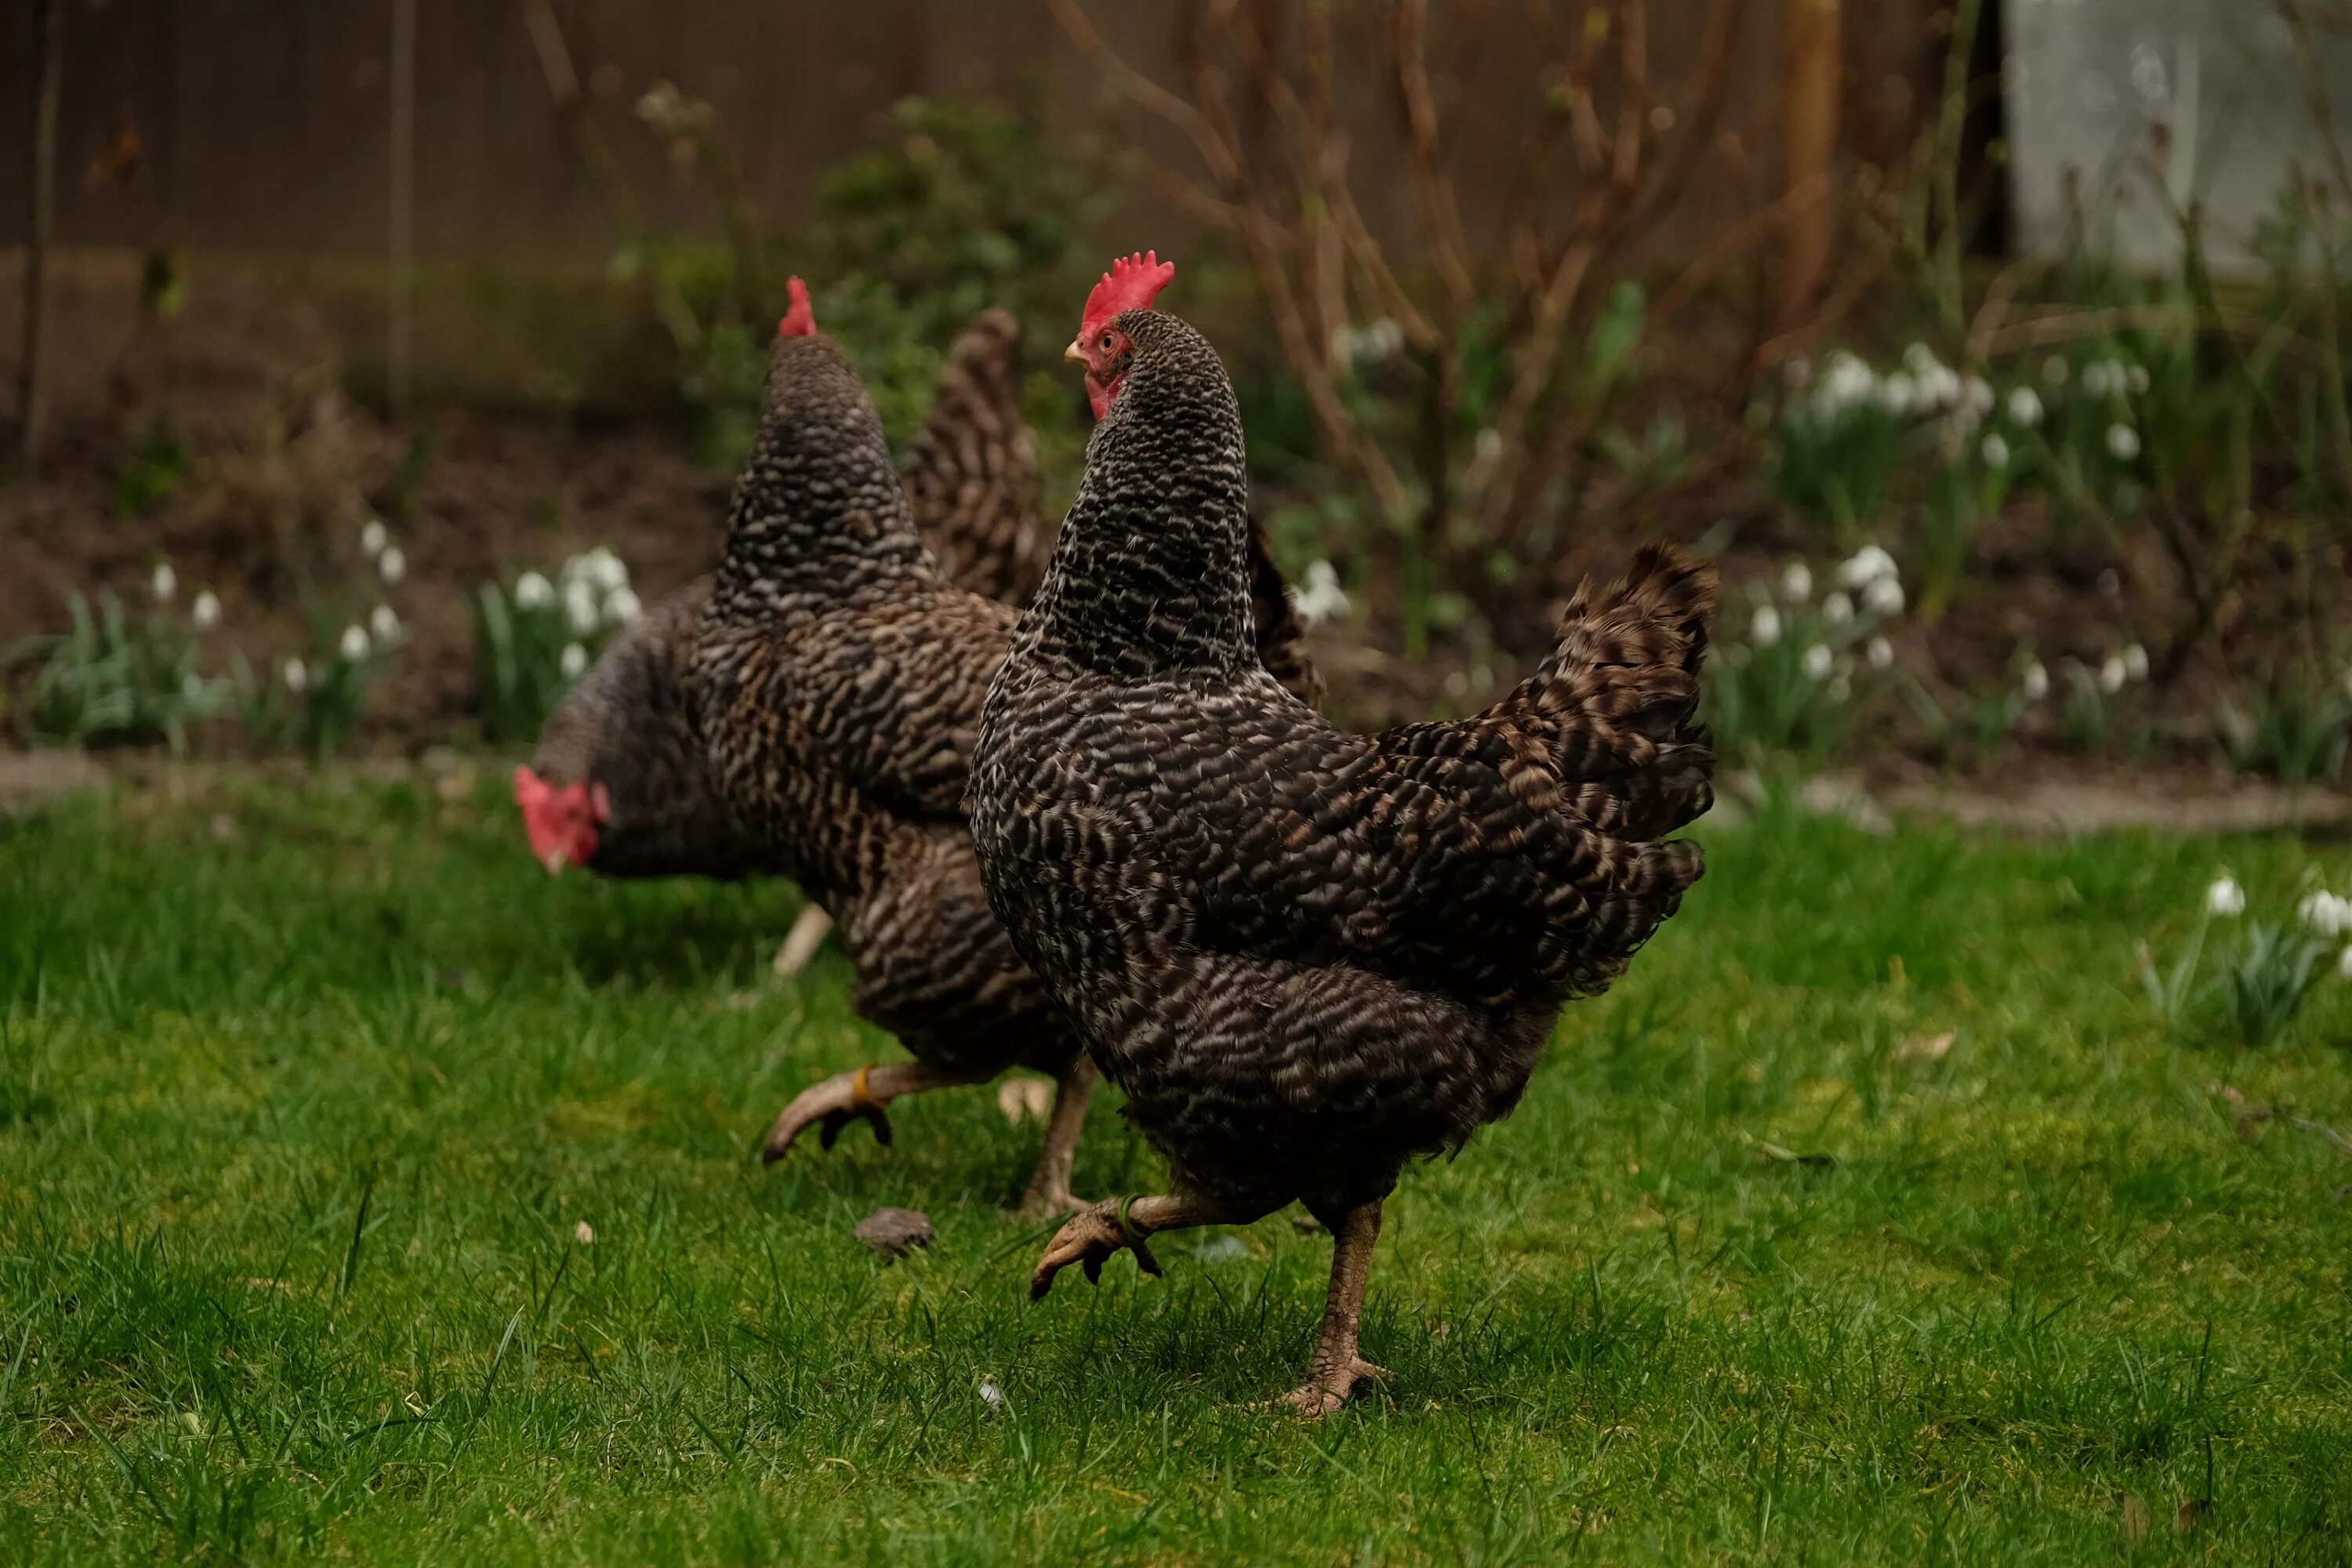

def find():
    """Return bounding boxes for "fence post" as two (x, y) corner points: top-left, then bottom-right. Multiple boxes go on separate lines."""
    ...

(17, 0), (64, 473)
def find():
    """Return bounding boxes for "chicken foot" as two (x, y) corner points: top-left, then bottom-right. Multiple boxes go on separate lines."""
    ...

(770, 904), (835, 979)
(760, 1062), (972, 1163)
(1029, 1191), (1257, 1298)
(1274, 1199), (1388, 1416)
(1015, 1055), (1098, 1218)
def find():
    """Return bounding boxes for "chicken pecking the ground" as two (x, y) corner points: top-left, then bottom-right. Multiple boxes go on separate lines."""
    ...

(681, 278), (1322, 1212)
(969, 254), (1716, 1411)
(517, 304), (1058, 980)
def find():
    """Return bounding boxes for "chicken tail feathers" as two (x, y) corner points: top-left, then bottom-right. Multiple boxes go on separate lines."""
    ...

(1519, 542), (1717, 844)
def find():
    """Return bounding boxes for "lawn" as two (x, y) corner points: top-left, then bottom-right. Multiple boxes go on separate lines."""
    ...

(1, 774), (2348, 1564)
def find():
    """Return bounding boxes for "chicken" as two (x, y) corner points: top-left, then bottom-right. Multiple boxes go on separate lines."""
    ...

(689, 278), (1326, 1210)
(516, 304), (1057, 978)
(969, 254), (1715, 1411)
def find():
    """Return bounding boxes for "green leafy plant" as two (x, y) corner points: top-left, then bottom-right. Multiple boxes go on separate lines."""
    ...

(1704, 546), (1907, 768)
(4, 585), (227, 753)
(2218, 669), (2352, 785)
(114, 428), (189, 518)
(2140, 873), (2350, 1047)
(238, 610), (405, 763)
(474, 549), (642, 744)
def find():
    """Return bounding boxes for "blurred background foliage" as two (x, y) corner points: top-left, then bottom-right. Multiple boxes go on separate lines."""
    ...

(3, 0), (2349, 787)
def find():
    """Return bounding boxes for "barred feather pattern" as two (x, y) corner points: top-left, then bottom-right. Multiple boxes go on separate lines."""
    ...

(971, 309), (1715, 1216)
(529, 576), (758, 880)
(687, 330), (1079, 1080)
(900, 308), (1049, 607)
(535, 308), (1065, 880)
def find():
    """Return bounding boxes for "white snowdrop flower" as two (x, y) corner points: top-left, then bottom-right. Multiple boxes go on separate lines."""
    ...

(978, 1378), (1008, 1412)
(1876, 372), (1917, 416)
(2007, 386), (2044, 427)
(377, 545), (407, 585)
(2020, 660), (2050, 702)
(1472, 426), (1504, 463)
(2106, 423), (2140, 462)
(281, 657), (309, 695)
(1749, 603), (1783, 648)
(1866, 635), (1894, 671)
(369, 603), (401, 645)
(1904, 342), (1939, 376)
(1823, 591), (1855, 627)
(1837, 544), (1899, 589)
(1801, 643), (1834, 681)
(604, 585), (643, 625)
(2124, 643), (2149, 682)
(151, 561), (177, 604)
(360, 518), (389, 558)
(1827, 673), (1853, 703)
(1780, 561), (1813, 604)
(2339, 943), (2352, 981)
(1964, 376), (1994, 416)
(2205, 875), (2245, 918)
(1784, 356), (1812, 390)
(2099, 653), (2127, 694)
(573, 1221), (596, 1245)
(2082, 360), (2122, 398)
(561, 642), (589, 680)
(1920, 365), (1962, 411)
(339, 624), (370, 662)
(1861, 575), (1905, 617)
(2125, 364), (2150, 396)
(1293, 560), (1350, 627)
(181, 671), (205, 701)
(577, 546), (628, 591)
(514, 570), (554, 609)
(1814, 352), (1875, 418)
(2298, 890), (2352, 936)
(1981, 433), (2011, 469)
(2042, 355), (2070, 387)
(564, 578), (600, 635)
(191, 590), (221, 630)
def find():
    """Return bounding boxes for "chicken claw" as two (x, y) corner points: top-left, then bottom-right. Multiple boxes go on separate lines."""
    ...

(761, 1064), (893, 1163)
(1270, 1358), (1390, 1417)
(1029, 1196), (1163, 1299)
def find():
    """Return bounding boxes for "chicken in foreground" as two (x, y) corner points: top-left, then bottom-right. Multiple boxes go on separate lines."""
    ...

(970, 255), (1715, 1410)
(515, 305), (1055, 977)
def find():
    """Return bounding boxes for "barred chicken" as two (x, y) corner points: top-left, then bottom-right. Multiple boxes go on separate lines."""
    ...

(681, 278), (1322, 1212)
(970, 255), (1715, 1410)
(517, 305), (1054, 978)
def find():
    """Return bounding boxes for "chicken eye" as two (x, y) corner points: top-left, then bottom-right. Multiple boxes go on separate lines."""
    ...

(1100, 332), (1116, 352)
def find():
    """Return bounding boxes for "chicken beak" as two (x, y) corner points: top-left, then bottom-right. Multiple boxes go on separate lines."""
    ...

(1063, 337), (1087, 366)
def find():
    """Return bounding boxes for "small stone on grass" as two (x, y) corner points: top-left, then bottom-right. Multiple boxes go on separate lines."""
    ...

(854, 1207), (933, 1259)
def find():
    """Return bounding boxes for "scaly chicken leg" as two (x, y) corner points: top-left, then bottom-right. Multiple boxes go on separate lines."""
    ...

(1278, 1200), (1389, 1415)
(1029, 1192), (1261, 1296)
(761, 1062), (973, 1160)
(1016, 1055), (1099, 1217)
(770, 904), (835, 979)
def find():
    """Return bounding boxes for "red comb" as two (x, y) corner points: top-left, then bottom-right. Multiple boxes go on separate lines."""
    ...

(1080, 252), (1175, 341)
(777, 276), (815, 338)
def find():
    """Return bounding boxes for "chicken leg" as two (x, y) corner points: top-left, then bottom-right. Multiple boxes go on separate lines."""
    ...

(1015, 1055), (1098, 1218)
(760, 1061), (973, 1163)
(771, 904), (834, 979)
(1029, 1191), (1260, 1298)
(1276, 1199), (1388, 1415)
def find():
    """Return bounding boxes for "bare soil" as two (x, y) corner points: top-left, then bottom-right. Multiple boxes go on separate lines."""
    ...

(2, 254), (2345, 808)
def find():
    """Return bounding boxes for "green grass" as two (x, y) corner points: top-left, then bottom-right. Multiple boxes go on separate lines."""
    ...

(2, 775), (2349, 1564)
